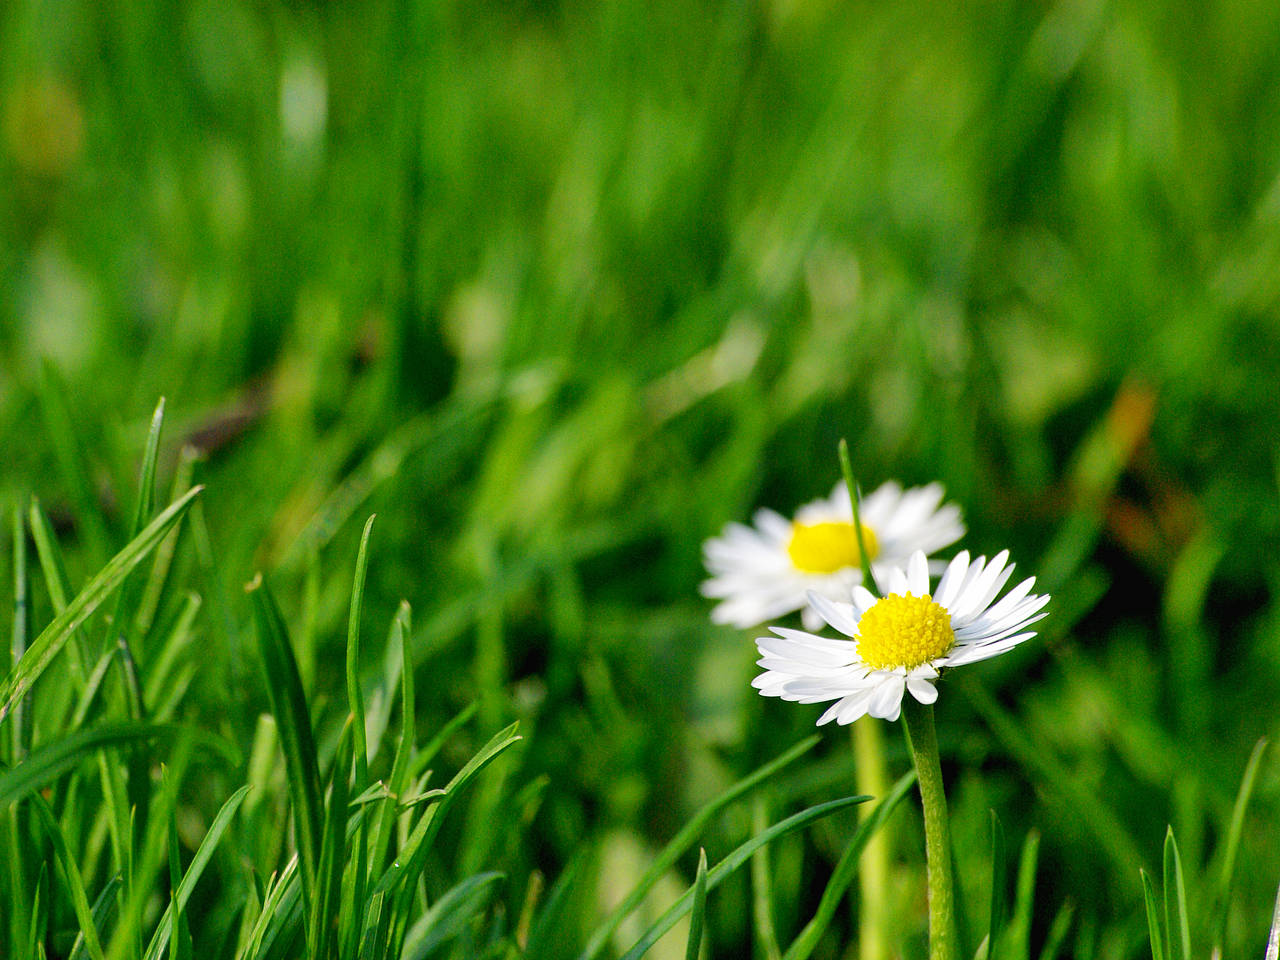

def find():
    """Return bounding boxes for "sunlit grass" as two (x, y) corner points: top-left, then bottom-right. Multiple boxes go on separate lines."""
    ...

(4, 0), (1280, 956)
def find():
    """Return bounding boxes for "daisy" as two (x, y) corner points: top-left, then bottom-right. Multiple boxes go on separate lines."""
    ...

(752, 549), (1049, 724)
(701, 481), (965, 630)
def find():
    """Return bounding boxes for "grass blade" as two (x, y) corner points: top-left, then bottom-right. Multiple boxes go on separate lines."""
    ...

(167, 807), (191, 960)
(69, 875), (120, 960)
(782, 771), (915, 960)
(985, 811), (1008, 960)
(0, 486), (204, 721)
(248, 574), (323, 908)
(620, 795), (871, 960)
(10, 504), (29, 760)
(370, 602), (414, 873)
(1162, 828), (1191, 960)
(1036, 900), (1074, 960)
(684, 849), (709, 960)
(1212, 738), (1267, 957)
(308, 719), (354, 960)
(1141, 869), (1166, 960)
(400, 871), (505, 960)
(32, 794), (106, 960)
(0, 722), (169, 808)
(579, 735), (820, 960)
(749, 797), (781, 960)
(141, 785), (250, 960)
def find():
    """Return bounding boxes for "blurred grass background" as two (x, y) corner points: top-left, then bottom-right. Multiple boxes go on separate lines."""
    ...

(3, 0), (1280, 956)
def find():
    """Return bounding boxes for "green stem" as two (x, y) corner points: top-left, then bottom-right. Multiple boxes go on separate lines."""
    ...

(902, 699), (957, 960)
(854, 717), (889, 960)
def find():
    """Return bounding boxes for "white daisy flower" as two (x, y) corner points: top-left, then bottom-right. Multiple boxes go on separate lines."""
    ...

(752, 549), (1049, 725)
(701, 481), (965, 630)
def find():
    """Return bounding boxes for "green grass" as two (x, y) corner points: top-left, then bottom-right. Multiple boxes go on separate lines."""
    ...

(4, 0), (1280, 956)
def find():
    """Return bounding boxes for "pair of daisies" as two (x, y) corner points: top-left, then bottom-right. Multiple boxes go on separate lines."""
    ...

(702, 481), (1049, 725)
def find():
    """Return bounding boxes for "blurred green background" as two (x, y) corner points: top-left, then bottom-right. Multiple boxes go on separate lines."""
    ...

(3, 0), (1280, 955)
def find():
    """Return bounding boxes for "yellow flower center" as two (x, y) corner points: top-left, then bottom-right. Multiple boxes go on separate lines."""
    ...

(856, 593), (955, 670)
(787, 522), (880, 574)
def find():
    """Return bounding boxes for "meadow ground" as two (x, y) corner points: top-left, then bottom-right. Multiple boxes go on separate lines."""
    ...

(3, 1), (1280, 957)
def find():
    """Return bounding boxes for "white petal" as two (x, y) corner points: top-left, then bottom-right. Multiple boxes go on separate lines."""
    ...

(806, 591), (860, 637)
(907, 551), (930, 596)
(868, 676), (906, 719)
(934, 551), (972, 608)
(906, 675), (939, 704)
(886, 567), (911, 596)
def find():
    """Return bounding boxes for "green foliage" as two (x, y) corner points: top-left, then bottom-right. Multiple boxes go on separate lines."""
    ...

(4, 0), (1280, 955)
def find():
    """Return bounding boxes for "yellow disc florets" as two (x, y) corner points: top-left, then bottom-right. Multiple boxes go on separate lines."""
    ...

(787, 522), (880, 574)
(855, 593), (955, 670)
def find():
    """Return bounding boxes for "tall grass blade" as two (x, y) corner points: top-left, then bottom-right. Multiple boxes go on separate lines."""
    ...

(579, 735), (820, 960)
(141, 785), (250, 960)
(619, 795), (870, 960)
(1162, 828), (1191, 960)
(1212, 738), (1267, 958)
(10, 505), (29, 759)
(0, 486), (204, 721)
(308, 719), (354, 960)
(32, 795), (106, 960)
(370, 602), (414, 873)
(248, 574), (323, 908)
(984, 811), (1008, 960)
(67, 875), (120, 960)
(782, 770), (915, 960)
(749, 797), (781, 960)
(1141, 869), (1166, 960)
(684, 849), (709, 960)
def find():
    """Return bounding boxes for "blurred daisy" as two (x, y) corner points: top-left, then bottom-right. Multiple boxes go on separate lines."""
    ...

(752, 549), (1049, 724)
(701, 481), (964, 630)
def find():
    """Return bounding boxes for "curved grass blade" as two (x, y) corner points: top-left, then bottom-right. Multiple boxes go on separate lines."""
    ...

(838, 439), (877, 594)
(620, 795), (870, 960)
(373, 723), (522, 901)
(1212, 738), (1267, 958)
(141, 785), (250, 960)
(0, 722), (169, 808)
(248, 573), (323, 906)
(782, 771), (915, 960)
(579, 735), (820, 960)
(0, 486), (204, 722)
(685, 850), (709, 960)
(1162, 829), (1191, 960)
(32, 794), (106, 960)
(400, 871), (505, 960)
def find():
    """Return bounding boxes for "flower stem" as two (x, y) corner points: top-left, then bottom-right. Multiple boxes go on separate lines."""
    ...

(902, 699), (957, 960)
(854, 717), (890, 960)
